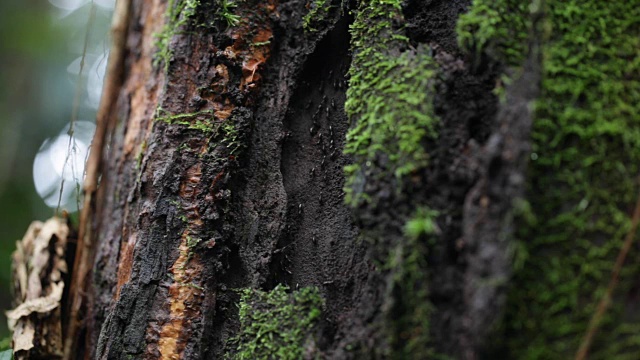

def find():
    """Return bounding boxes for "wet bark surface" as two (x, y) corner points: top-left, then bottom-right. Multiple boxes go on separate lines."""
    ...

(81, 0), (537, 358)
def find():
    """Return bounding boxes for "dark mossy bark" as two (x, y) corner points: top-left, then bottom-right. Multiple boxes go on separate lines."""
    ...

(66, 0), (640, 359)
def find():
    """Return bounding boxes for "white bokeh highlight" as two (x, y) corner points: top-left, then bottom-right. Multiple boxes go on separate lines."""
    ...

(94, 0), (116, 10)
(38, 0), (113, 211)
(48, 0), (89, 11)
(33, 121), (95, 212)
(87, 51), (108, 108)
(66, 52), (109, 109)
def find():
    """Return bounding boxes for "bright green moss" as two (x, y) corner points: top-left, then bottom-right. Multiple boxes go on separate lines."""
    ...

(226, 285), (324, 360)
(460, 0), (640, 357)
(343, 0), (439, 206)
(343, 0), (441, 356)
(219, 119), (243, 155)
(302, 0), (331, 33)
(509, 1), (640, 358)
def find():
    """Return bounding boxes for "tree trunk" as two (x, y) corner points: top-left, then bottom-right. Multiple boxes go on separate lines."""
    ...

(57, 0), (640, 359)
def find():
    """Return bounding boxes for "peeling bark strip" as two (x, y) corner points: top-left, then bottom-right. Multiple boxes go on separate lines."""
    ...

(157, 164), (206, 359)
(89, 0), (167, 358)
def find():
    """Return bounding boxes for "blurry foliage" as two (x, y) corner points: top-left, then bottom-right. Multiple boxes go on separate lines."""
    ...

(0, 0), (110, 337)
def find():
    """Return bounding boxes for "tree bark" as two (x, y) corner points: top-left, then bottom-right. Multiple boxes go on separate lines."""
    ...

(57, 0), (640, 359)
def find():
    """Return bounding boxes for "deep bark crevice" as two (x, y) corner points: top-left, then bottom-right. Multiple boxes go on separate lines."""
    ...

(276, 14), (370, 355)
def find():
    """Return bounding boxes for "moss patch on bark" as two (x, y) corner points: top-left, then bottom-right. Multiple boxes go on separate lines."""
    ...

(226, 285), (324, 360)
(302, 0), (332, 33)
(386, 207), (439, 358)
(342, 0), (443, 356)
(456, 0), (531, 67)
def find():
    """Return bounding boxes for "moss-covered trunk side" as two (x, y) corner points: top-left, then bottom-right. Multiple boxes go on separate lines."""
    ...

(459, 0), (640, 358)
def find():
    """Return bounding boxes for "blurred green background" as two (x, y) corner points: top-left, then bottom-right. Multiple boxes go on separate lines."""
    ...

(0, 0), (113, 337)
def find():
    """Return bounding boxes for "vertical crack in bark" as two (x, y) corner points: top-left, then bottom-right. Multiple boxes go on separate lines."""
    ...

(276, 15), (368, 357)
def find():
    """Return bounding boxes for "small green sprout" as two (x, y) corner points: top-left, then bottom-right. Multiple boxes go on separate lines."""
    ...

(219, 0), (241, 27)
(404, 207), (439, 239)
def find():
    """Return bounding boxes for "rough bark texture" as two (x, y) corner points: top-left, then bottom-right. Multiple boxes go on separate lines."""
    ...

(62, 0), (640, 359)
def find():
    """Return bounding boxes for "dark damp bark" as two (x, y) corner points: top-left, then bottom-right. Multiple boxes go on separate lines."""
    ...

(74, 0), (535, 359)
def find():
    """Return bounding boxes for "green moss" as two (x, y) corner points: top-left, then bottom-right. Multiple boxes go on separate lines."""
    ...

(460, 0), (640, 357)
(343, 0), (439, 206)
(220, 119), (242, 155)
(154, 0), (200, 73)
(217, 0), (241, 27)
(343, 1), (442, 356)
(156, 108), (243, 156)
(456, 0), (531, 68)
(186, 234), (201, 249)
(155, 108), (219, 133)
(226, 285), (324, 360)
(404, 207), (439, 240)
(185, 282), (204, 290)
(251, 40), (271, 47)
(302, 0), (331, 33)
(135, 140), (148, 170)
(155, 0), (241, 73)
(386, 207), (438, 358)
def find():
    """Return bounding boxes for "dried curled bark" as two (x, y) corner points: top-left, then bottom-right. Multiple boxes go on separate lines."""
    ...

(7, 217), (69, 360)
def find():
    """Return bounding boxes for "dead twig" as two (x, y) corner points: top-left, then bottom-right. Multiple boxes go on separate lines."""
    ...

(575, 180), (640, 360)
(63, 0), (131, 359)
